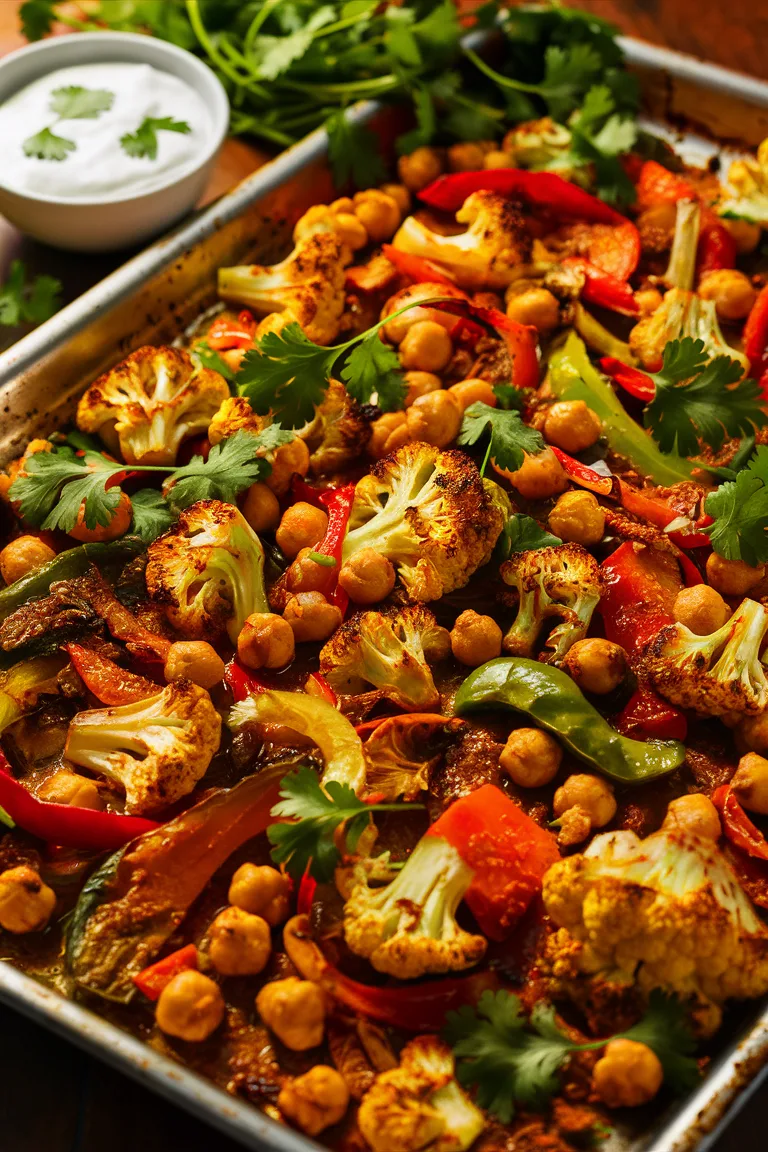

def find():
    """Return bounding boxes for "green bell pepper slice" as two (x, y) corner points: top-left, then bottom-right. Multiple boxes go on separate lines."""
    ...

(454, 657), (685, 783)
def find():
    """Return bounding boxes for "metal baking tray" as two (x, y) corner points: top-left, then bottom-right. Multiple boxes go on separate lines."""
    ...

(0, 35), (766, 1152)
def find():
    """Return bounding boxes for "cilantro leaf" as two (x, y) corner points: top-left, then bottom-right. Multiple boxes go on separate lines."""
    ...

(396, 85), (436, 155)
(493, 383), (526, 411)
(326, 111), (387, 190)
(130, 488), (174, 543)
(459, 402), (545, 474)
(237, 323), (334, 429)
(23, 126), (76, 161)
(121, 116), (191, 160)
(566, 85), (637, 207)
(253, 6), (335, 81)
(540, 42), (603, 120)
(621, 991), (700, 1093)
(340, 333), (406, 411)
(19, 0), (56, 40)
(49, 85), (114, 120)
(0, 263), (26, 327)
(498, 514), (562, 560)
(0, 261), (61, 328)
(192, 341), (235, 382)
(704, 446), (768, 566)
(10, 450), (121, 533)
(166, 427), (292, 509)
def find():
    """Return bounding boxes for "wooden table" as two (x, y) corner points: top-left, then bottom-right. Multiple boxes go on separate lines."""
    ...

(0, 2), (765, 1150)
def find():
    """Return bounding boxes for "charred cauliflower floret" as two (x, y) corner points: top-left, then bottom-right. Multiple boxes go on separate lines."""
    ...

(358, 1035), (485, 1152)
(391, 190), (532, 289)
(217, 232), (351, 346)
(146, 500), (268, 644)
(319, 604), (449, 711)
(500, 544), (603, 664)
(208, 395), (269, 446)
(543, 827), (768, 1024)
(628, 287), (749, 373)
(76, 345), (229, 466)
(344, 833), (487, 979)
(64, 680), (221, 815)
(719, 137), (768, 227)
(342, 442), (508, 603)
(299, 379), (373, 476)
(646, 597), (768, 716)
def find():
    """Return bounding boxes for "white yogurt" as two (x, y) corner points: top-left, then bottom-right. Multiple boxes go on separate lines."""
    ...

(0, 61), (210, 201)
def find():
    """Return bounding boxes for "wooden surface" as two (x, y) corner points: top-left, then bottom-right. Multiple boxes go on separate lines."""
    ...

(0, 1), (766, 1150)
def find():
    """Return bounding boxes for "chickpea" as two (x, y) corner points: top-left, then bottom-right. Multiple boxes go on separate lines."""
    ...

(484, 150), (514, 169)
(506, 287), (561, 333)
(256, 976), (326, 1050)
(398, 320), (453, 373)
(731, 753), (768, 815)
(287, 548), (336, 594)
(592, 1039), (663, 1108)
(397, 146), (443, 192)
(405, 390), (462, 448)
(278, 1066), (350, 1136)
(450, 610), (502, 667)
(0, 536), (56, 584)
(353, 190), (401, 242)
(663, 793), (721, 839)
(69, 492), (132, 543)
(499, 727), (562, 788)
(208, 906), (271, 977)
(554, 774), (616, 829)
(543, 400), (602, 454)
(673, 585), (730, 635)
(164, 641), (225, 689)
(698, 268), (756, 321)
(382, 284), (460, 344)
(237, 612), (295, 670)
(706, 553), (765, 597)
(634, 287), (663, 316)
(334, 212), (369, 251)
(448, 378), (496, 411)
(276, 502), (328, 560)
(379, 182), (411, 216)
(548, 490), (605, 546)
(38, 770), (103, 810)
(338, 548), (396, 605)
(155, 969), (225, 1042)
(265, 436), (310, 496)
(242, 482), (281, 533)
(723, 217), (761, 255)
(505, 448), (568, 501)
(0, 866), (56, 934)
(563, 638), (627, 695)
(229, 863), (291, 926)
(404, 371), (442, 407)
(448, 141), (488, 172)
(284, 592), (342, 643)
(369, 412), (408, 459)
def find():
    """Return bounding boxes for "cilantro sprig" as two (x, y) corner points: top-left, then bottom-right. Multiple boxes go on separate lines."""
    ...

(704, 445), (768, 566)
(0, 260), (61, 327)
(445, 989), (699, 1124)
(120, 116), (191, 160)
(23, 84), (114, 161)
(458, 402), (545, 476)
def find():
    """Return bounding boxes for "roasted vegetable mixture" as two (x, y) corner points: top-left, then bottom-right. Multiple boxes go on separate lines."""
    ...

(3, 17), (768, 1152)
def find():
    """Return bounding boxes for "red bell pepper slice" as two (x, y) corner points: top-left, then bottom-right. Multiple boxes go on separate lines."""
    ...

(224, 657), (266, 703)
(614, 687), (688, 741)
(549, 448), (614, 496)
(434, 299), (539, 390)
(206, 310), (256, 351)
(427, 784), (559, 942)
(697, 214), (737, 276)
(600, 357), (655, 402)
(312, 483), (357, 613)
(304, 672), (338, 706)
(713, 785), (768, 861)
(561, 257), (638, 316)
(635, 161), (696, 209)
(380, 244), (457, 287)
(722, 841), (768, 910)
(419, 168), (625, 225)
(65, 644), (158, 706)
(744, 284), (768, 384)
(0, 751), (158, 851)
(133, 944), (198, 1001)
(296, 869), (317, 918)
(581, 219), (642, 282)
(617, 482), (712, 551)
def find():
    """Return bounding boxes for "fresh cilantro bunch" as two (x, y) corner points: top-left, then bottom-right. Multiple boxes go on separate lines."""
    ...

(458, 402), (545, 476)
(0, 261), (61, 327)
(705, 445), (768, 567)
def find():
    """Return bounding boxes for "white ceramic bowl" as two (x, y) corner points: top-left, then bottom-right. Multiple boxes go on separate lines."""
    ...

(0, 32), (230, 252)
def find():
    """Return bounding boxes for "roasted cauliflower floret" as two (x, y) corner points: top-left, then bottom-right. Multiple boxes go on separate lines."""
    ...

(719, 137), (768, 227)
(344, 833), (487, 980)
(64, 680), (221, 815)
(146, 500), (269, 644)
(299, 379), (373, 476)
(504, 117), (580, 178)
(391, 190), (532, 289)
(319, 604), (449, 711)
(208, 396), (269, 446)
(646, 597), (768, 716)
(76, 345), (229, 466)
(628, 287), (749, 373)
(543, 827), (768, 1021)
(500, 543), (603, 663)
(342, 442), (508, 603)
(358, 1035), (485, 1152)
(217, 232), (351, 346)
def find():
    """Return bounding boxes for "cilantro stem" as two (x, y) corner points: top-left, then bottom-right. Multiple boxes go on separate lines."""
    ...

(480, 438), (493, 478)
(244, 0), (285, 54)
(464, 48), (543, 95)
(308, 552), (337, 567)
(186, 0), (269, 97)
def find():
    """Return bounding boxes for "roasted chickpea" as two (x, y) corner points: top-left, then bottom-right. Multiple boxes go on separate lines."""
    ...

(0, 536), (56, 584)
(593, 1039), (663, 1108)
(448, 378), (496, 411)
(382, 284), (460, 344)
(276, 502), (329, 560)
(229, 863), (291, 926)
(554, 774), (616, 829)
(405, 390), (462, 448)
(499, 727), (562, 788)
(369, 412), (409, 459)
(723, 217), (761, 254)
(242, 482), (281, 533)
(505, 448), (568, 501)
(397, 146), (443, 192)
(256, 977), (326, 1050)
(736, 713), (768, 756)
(563, 638), (627, 695)
(448, 141), (489, 172)
(69, 492), (132, 543)
(731, 753), (768, 815)
(673, 585), (730, 635)
(208, 906), (271, 976)
(156, 970), (225, 1042)
(404, 371), (442, 407)
(398, 321), (453, 373)
(287, 548), (336, 594)
(506, 287), (560, 332)
(484, 150), (514, 169)
(39, 770), (103, 810)
(164, 641), (226, 689)
(706, 553), (765, 597)
(334, 212), (369, 250)
(284, 592), (342, 643)
(353, 190), (401, 242)
(698, 268), (756, 321)
(278, 1066), (350, 1136)
(548, 490), (605, 546)
(634, 287), (663, 315)
(543, 400), (602, 454)
(450, 610), (502, 667)
(338, 548), (396, 605)
(379, 182), (411, 216)
(663, 793), (721, 839)
(0, 866), (56, 934)
(237, 612), (295, 670)
(265, 436), (310, 496)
